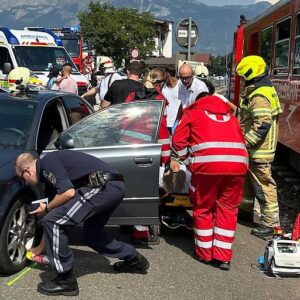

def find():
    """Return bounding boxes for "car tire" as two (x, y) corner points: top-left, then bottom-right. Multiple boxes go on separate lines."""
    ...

(0, 199), (36, 275)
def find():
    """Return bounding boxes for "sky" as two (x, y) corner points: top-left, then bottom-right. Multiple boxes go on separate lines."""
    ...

(255, 0), (279, 3)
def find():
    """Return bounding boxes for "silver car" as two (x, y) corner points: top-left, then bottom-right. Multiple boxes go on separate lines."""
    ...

(46, 100), (163, 226)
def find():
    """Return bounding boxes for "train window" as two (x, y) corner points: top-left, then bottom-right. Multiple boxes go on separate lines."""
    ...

(274, 18), (291, 76)
(293, 13), (300, 75)
(260, 26), (273, 67)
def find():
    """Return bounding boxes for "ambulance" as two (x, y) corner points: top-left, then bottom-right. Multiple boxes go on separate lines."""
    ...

(0, 27), (89, 94)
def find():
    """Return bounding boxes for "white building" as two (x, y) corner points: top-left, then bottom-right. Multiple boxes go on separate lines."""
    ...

(152, 18), (173, 58)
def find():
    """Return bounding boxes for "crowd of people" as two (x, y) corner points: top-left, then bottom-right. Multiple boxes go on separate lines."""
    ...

(17, 55), (282, 296)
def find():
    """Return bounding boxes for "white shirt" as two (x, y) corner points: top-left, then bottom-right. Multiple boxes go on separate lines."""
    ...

(162, 81), (181, 128)
(97, 72), (125, 102)
(178, 76), (208, 108)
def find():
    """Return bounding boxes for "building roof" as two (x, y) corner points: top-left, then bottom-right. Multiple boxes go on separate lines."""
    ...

(145, 56), (176, 67)
(193, 53), (212, 65)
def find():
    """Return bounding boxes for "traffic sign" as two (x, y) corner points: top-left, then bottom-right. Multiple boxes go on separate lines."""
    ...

(176, 19), (199, 49)
(130, 48), (140, 60)
(83, 55), (93, 67)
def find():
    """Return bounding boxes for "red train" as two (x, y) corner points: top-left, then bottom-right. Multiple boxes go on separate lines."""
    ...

(230, 0), (300, 171)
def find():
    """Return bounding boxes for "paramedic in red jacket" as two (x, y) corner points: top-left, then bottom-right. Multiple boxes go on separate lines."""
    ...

(173, 95), (248, 270)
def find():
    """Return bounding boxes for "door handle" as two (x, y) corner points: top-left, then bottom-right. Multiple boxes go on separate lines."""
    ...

(134, 157), (153, 166)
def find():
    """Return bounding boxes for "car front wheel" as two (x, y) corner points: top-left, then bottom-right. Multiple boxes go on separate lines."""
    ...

(0, 199), (36, 274)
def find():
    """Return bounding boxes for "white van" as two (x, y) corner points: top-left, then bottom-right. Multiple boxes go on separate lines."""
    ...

(0, 27), (89, 94)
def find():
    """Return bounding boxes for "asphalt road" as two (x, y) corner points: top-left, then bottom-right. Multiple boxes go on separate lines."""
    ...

(0, 222), (299, 300)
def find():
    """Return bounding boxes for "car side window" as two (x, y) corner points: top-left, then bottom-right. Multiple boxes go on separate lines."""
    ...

(54, 101), (163, 148)
(0, 47), (13, 74)
(37, 100), (66, 151)
(62, 95), (92, 125)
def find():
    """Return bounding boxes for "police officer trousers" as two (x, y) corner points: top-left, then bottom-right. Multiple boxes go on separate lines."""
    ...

(191, 174), (245, 262)
(248, 161), (280, 227)
(43, 182), (137, 273)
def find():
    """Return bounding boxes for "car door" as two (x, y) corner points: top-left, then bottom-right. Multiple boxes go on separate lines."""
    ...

(45, 100), (164, 225)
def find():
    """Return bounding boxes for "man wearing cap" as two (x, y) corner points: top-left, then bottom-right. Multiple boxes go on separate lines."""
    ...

(82, 57), (125, 108)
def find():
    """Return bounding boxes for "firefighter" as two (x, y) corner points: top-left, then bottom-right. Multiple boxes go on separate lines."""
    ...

(236, 55), (282, 237)
(173, 95), (248, 270)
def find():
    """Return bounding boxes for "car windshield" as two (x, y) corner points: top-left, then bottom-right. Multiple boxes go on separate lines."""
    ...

(62, 39), (79, 57)
(12, 46), (78, 73)
(0, 99), (37, 150)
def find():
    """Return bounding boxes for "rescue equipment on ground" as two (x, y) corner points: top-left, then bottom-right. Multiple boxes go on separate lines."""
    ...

(26, 251), (51, 265)
(259, 224), (300, 277)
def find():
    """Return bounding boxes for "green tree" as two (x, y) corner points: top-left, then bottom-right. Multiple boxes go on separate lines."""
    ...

(78, 2), (156, 67)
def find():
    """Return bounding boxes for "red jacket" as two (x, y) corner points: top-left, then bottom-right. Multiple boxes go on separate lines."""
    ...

(173, 95), (248, 175)
(125, 86), (171, 166)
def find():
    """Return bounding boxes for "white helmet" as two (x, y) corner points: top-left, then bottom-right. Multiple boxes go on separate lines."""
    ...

(8, 67), (31, 91)
(194, 64), (209, 78)
(98, 56), (115, 74)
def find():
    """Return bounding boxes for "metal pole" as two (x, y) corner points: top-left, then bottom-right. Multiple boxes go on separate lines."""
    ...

(188, 17), (192, 61)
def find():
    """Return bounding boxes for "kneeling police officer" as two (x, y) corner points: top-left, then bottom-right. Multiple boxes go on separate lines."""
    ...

(15, 150), (149, 296)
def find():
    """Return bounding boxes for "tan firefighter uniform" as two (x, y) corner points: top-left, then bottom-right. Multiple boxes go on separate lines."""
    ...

(239, 83), (282, 227)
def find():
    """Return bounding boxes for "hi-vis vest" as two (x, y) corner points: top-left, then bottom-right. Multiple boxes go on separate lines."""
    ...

(240, 86), (282, 161)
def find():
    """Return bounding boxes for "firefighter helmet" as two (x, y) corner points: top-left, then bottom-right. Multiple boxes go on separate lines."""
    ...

(97, 56), (115, 74)
(236, 55), (267, 81)
(8, 67), (32, 91)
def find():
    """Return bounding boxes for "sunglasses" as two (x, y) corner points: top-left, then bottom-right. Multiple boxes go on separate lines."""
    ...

(154, 79), (165, 84)
(179, 75), (193, 81)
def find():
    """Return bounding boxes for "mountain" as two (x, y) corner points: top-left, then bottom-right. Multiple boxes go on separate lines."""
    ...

(0, 0), (271, 55)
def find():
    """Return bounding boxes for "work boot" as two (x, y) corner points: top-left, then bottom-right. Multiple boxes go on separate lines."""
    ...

(218, 261), (231, 271)
(37, 268), (79, 296)
(113, 252), (150, 274)
(251, 224), (273, 237)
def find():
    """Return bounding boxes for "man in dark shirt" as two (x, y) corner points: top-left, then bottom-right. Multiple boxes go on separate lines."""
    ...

(102, 61), (144, 107)
(15, 150), (149, 296)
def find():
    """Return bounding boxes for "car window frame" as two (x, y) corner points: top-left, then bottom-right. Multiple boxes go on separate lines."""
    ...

(46, 100), (164, 150)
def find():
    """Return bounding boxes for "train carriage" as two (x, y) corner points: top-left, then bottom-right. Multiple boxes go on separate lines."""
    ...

(230, 0), (300, 171)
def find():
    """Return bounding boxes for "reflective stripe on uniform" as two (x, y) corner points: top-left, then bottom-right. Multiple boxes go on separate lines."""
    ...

(194, 228), (213, 236)
(189, 142), (246, 153)
(158, 138), (170, 144)
(195, 239), (213, 249)
(213, 239), (232, 249)
(121, 130), (152, 142)
(214, 227), (235, 237)
(177, 147), (188, 156)
(191, 155), (248, 164)
(161, 150), (171, 157)
(53, 188), (100, 273)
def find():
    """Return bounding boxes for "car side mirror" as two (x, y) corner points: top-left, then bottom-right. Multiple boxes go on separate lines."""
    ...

(3, 62), (12, 74)
(55, 133), (74, 149)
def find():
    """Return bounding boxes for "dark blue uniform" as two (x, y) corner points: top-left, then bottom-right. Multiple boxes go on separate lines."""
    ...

(38, 150), (137, 273)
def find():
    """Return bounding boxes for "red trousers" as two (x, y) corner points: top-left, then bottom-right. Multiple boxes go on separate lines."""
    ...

(190, 174), (245, 262)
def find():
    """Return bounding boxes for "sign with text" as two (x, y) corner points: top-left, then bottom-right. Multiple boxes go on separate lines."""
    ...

(176, 19), (199, 49)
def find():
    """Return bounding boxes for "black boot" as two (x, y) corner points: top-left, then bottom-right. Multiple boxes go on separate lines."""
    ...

(113, 252), (150, 274)
(251, 224), (273, 237)
(37, 268), (79, 296)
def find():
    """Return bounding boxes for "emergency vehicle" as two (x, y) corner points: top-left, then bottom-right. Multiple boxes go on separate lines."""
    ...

(0, 27), (89, 94)
(48, 26), (87, 73)
(229, 0), (300, 171)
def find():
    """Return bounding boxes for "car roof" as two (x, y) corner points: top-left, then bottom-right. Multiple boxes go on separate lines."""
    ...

(0, 89), (84, 104)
